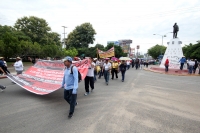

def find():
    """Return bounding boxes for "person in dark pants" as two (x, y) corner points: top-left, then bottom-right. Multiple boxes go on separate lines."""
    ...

(98, 59), (104, 79)
(198, 62), (200, 75)
(165, 58), (169, 72)
(135, 58), (139, 70)
(179, 56), (186, 70)
(146, 60), (149, 68)
(0, 67), (6, 91)
(131, 59), (135, 68)
(193, 59), (198, 74)
(84, 58), (95, 96)
(62, 56), (78, 118)
(119, 60), (127, 82)
(111, 60), (119, 80)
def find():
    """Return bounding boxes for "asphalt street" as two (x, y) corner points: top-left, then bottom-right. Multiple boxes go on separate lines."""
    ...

(0, 67), (200, 133)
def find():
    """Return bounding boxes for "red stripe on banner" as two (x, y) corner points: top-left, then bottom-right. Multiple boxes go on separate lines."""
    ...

(7, 59), (90, 95)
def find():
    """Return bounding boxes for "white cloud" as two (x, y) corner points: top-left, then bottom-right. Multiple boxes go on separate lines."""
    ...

(0, 0), (200, 53)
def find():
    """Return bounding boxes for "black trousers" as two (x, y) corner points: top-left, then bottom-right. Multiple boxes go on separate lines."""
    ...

(180, 63), (184, 70)
(84, 76), (94, 92)
(111, 68), (118, 79)
(64, 89), (77, 114)
(132, 63), (135, 68)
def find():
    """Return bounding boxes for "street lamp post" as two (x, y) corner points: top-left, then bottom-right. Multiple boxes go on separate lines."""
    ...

(62, 26), (67, 48)
(153, 32), (172, 55)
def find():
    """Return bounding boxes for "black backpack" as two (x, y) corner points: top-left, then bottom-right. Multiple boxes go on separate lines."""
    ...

(70, 66), (82, 82)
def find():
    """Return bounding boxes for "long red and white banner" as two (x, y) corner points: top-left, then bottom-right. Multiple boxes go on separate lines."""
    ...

(7, 59), (90, 95)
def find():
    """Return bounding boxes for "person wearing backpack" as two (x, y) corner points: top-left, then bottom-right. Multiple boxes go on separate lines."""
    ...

(62, 56), (78, 118)
(84, 57), (95, 96)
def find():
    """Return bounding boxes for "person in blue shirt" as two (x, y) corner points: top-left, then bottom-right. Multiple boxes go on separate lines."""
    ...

(179, 56), (186, 70)
(62, 56), (78, 118)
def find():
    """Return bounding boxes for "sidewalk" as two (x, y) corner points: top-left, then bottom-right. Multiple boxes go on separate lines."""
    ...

(144, 65), (200, 76)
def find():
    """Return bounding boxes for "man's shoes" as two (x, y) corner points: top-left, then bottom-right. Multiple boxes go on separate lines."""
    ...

(91, 89), (94, 92)
(106, 82), (108, 85)
(122, 80), (124, 82)
(84, 92), (89, 96)
(68, 113), (73, 118)
(1, 86), (6, 92)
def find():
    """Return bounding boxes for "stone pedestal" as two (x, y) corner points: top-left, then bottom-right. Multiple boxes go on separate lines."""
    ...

(160, 38), (183, 69)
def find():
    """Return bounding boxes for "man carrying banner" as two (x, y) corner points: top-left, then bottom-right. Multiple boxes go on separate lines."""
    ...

(62, 56), (78, 118)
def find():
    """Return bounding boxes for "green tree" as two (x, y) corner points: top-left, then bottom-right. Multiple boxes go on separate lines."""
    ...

(14, 16), (52, 44)
(63, 47), (78, 57)
(41, 44), (60, 58)
(182, 42), (200, 59)
(147, 44), (166, 59)
(66, 23), (96, 48)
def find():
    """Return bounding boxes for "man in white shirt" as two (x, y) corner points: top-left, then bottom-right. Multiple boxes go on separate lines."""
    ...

(84, 58), (95, 96)
(187, 59), (195, 74)
(103, 58), (111, 85)
(13, 57), (24, 75)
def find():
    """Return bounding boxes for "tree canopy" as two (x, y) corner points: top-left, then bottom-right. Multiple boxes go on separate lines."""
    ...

(66, 23), (96, 48)
(147, 44), (166, 59)
(182, 42), (200, 59)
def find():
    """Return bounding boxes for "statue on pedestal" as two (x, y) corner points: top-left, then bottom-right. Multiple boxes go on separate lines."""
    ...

(173, 23), (179, 38)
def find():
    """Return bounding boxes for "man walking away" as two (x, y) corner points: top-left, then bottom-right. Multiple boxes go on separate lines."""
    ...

(103, 58), (111, 85)
(187, 59), (195, 74)
(126, 60), (130, 70)
(135, 58), (139, 70)
(165, 58), (169, 72)
(193, 59), (198, 74)
(119, 60), (127, 82)
(179, 56), (186, 70)
(62, 56), (78, 118)
(111, 60), (119, 80)
(131, 59), (135, 68)
(98, 59), (104, 79)
(84, 58), (95, 96)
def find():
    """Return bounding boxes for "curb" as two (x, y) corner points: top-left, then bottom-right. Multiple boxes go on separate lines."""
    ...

(143, 68), (200, 77)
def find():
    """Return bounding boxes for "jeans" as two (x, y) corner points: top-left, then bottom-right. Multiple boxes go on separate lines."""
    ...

(127, 65), (130, 70)
(165, 65), (168, 72)
(188, 66), (193, 74)
(64, 89), (77, 114)
(135, 64), (139, 69)
(121, 71), (125, 81)
(104, 70), (110, 83)
(84, 76), (94, 92)
(180, 63), (184, 70)
(94, 71), (97, 81)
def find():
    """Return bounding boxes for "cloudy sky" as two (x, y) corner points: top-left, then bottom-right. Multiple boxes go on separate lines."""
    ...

(0, 0), (200, 53)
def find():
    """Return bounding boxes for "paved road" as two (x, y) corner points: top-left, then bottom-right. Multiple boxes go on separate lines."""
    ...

(0, 68), (200, 133)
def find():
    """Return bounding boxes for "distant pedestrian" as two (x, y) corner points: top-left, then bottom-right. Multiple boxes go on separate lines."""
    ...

(179, 56), (186, 70)
(13, 57), (24, 75)
(198, 62), (200, 75)
(140, 60), (143, 69)
(193, 59), (198, 74)
(28, 57), (36, 65)
(146, 60), (149, 68)
(62, 56), (78, 118)
(119, 60), (127, 82)
(131, 59), (135, 68)
(187, 59), (195, 74)
(84, 57), (95, 96)
(111, 60), (119, 80)
(126, 61), (130, 70)
(135, 58), (139, 70)
(103, 58), (111, 85)
(165, 58), (169, 72)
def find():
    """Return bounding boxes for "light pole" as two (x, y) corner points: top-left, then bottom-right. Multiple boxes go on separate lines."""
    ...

(153, 32), (172, 55)
(62, 26), (67, 48)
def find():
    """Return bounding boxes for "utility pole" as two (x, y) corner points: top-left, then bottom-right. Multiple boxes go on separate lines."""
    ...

(62, 26), (67, 48)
